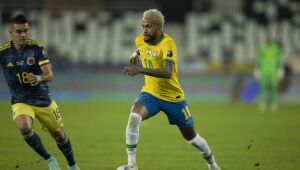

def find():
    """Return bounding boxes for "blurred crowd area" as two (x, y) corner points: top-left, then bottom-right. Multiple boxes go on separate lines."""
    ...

(1, 0), (300, 73)
(0, 0), (300, 103)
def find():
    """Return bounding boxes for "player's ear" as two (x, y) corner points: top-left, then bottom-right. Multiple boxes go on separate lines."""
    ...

(158, 23), (163, 32)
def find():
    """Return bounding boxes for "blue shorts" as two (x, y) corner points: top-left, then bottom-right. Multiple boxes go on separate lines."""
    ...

(134, 92), (194, 128)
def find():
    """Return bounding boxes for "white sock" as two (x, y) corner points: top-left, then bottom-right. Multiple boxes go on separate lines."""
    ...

(126, 113), (142, 166)
(188, 133), (215, 164)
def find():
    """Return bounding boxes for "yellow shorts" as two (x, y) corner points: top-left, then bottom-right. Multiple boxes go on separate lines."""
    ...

(12, 101), (64, 132)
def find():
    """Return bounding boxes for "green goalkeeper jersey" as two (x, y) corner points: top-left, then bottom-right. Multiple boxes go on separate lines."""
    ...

(257, 42), (281, 74)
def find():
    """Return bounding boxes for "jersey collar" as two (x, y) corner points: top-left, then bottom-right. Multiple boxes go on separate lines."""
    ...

(10, 41), (27, 53)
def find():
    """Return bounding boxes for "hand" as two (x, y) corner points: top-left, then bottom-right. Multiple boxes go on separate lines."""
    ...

(28, 73), (41, 86)
(129, 51), (140, 65)
(129, 56), (139, 65)
(123, 66), (142, 76)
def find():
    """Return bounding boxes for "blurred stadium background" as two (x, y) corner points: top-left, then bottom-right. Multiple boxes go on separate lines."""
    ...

(0, 0), (300, 103)
(0, 0), (300, 170)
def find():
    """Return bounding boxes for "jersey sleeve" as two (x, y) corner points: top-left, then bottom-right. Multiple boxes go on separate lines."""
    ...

(162, 40), (177, 64)
(36, 46), (50, 66)
(135, 34), (143, 49)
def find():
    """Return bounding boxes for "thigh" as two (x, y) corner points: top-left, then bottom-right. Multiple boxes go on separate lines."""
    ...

(12, 103), (35, 132)
(12, 103), (35, 120)
(133, 92), (161, 119)
(33, 101), (64, 132)
(160, 100), (194, 128)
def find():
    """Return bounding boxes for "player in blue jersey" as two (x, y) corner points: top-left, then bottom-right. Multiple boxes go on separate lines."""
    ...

(0, 14), (80, 170)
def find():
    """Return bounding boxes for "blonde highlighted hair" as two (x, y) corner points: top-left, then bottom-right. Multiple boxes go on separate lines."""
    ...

(143, 9), (165, 27)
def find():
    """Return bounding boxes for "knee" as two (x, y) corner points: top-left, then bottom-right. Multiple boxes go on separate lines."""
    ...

(128, 113), (142, 125)
(18, 125), (32, 135)
(15, 119), (32, 135)
(184, 133), (197, 141)
(179, 127), (197, 141)
(52, 130), (66, 142)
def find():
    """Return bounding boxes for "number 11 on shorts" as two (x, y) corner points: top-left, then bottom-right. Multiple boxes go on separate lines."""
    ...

(182, 106), (191, 120)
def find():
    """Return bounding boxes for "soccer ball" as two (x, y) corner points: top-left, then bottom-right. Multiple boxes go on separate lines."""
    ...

(116, 165), (137, 170)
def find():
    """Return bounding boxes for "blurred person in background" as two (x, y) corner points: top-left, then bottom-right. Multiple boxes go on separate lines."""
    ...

(254, 34), (284, 112)
(0, 14), (80, 170)
(118, 9), (221, 170)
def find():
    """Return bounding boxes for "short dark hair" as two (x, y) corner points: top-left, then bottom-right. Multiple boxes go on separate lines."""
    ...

(10, 14), (28, 24)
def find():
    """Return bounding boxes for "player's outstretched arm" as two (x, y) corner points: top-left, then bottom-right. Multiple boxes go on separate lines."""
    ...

(29, 63), (53, 86)
(123, 60), (174, 78)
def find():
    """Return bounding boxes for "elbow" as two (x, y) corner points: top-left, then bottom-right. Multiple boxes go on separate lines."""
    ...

(164, 71), (172, 79)
(50, 74), (54, 81)
(165, 67), (173, 79)
(47, 74), (54, 82)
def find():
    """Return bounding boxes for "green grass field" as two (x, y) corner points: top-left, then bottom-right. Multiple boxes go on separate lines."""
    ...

(0, 101), (299, 170)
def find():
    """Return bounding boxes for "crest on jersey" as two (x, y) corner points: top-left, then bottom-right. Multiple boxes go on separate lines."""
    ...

(6, 62), (14, 68)
(27, 57), (35, 65)
(147, 48), (151, 57)
(167, 50), (173, 57)
(152, 51), (158, 59)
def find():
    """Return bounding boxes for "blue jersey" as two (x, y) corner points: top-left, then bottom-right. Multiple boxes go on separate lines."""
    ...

(0, 40), (51, 106)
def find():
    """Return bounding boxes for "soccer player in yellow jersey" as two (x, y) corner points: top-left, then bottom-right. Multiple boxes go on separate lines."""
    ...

(117, 9), (221, 170)
(0, 14), (80, 170)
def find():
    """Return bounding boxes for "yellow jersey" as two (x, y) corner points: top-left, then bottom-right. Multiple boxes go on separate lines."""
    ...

(135, 33), (185, 102)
